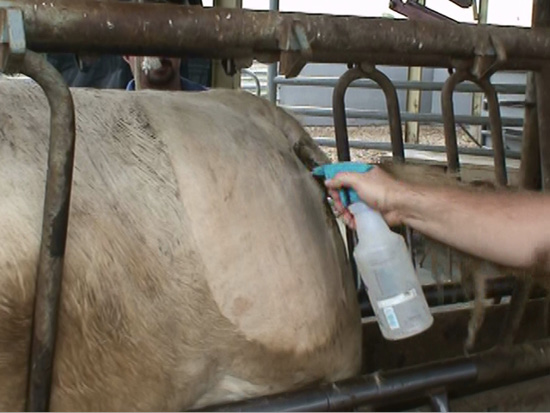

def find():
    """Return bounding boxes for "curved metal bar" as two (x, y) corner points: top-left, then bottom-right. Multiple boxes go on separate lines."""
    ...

(332, 67), (363, 287)
(241, 68), (261, 97)
(332, 65), (405, 288)
(441, 70), (469, 174)
(442, 70), (507, 185)
(332, 67), (363, 162)
(475, 76), (507, 186)
(20, 50), (76, 412)
(362, 65), (405, 161)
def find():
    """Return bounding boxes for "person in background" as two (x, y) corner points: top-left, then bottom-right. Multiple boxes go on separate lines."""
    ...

(123, 55), (207, 91)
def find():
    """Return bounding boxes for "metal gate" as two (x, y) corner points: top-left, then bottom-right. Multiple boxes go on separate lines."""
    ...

(1, 0), (550, 410)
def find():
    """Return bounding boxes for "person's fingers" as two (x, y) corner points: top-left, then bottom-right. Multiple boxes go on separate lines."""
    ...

(382, 210), (403, 227)
(328, 189), (346, 215)
(325, 172), (363, 191)
(341, 213), (356, 230)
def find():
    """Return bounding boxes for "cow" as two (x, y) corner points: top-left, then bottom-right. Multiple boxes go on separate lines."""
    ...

(0, 79), (362, 411)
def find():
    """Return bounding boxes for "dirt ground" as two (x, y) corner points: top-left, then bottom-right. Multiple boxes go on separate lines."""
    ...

(304, 124), (479, 163)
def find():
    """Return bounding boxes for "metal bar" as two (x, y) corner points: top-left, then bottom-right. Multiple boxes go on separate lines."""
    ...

(442, 71), (470, 173)
(361, 65), (405, 161)
(476, 76), (507, 185)
(429, 390), (450, 413)
(203, 359), (476, 411)
(20, 51), (76, 412)
(312, 138), (522, 160)
(332, 67), (360, 288)
(202, 338), (550, 412)
(273, 77), (527, 94)
(2, 0), (550, 70)
(332, 65), (405, 289)
(536, 65), (550, 190)
(390, 0), (456, 23)
(241, 68), (261, 96)
(359, 277), (548, 317)
(519, 72), (542, 189)
(284, 106), (523, 127)
(266, 0), (279, 103)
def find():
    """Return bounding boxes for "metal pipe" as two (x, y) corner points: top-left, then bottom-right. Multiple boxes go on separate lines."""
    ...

(332, 67), (361, 288)
(332, 65), (405, 288)
(274, 76), (526, 94)
(284, 106), (523, 127)
(312, 139), (522, 160)
(203, 359), (477, 411)
(202, 338), (550, 412)
(3, 0), (550, 70)
(442, 71), (507, 184)
(20, 51), (76, 412)
(532, 0), (550, 191)
(362, 65), (405, 161)
(241, 68), (261, 96)
(519, 72), (542, 190)
(441, 70), (469, 173)
(359, 277), (548, 317)
(266, 0), (279, 103)
(536, 65), (550, 191)
(476, 76), (507, 185)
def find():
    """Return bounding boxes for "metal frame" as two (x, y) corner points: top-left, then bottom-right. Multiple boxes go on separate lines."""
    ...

(1, 0), (550, 411)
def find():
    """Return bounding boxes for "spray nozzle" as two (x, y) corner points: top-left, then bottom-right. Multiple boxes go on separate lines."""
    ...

(312, 162), (373, 207)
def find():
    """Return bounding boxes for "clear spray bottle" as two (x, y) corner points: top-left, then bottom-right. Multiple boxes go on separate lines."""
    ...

(313, 162), (433, 340)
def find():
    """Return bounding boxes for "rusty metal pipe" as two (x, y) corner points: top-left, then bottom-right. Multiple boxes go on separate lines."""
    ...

(2, 0), (550, 70)
(441, 72), (507, 184)
(536, 65), (550, 191)
(476, 76), (507, 186)
(361, 65), (405, 162)
(20, 50), (76, 412)
(441, 71), (467, 174)
(332, 66), (405, 288)
(332, 67), (360, 288)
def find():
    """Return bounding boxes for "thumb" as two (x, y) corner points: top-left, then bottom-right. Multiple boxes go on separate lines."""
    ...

(325, 172), (363, 190)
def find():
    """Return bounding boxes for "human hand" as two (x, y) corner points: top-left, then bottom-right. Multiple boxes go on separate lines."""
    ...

(325, 166), (405, 229)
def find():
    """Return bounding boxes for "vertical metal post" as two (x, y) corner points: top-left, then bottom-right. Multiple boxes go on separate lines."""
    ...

(533, 0), (550, 191)
(21, 50), (76, 412)
(267, 0), (279, 104)
(470, 0), (489, 143)
(519, 0), (546, 191)
(519, 72), (541, 190)
(404, 0), (424, 144)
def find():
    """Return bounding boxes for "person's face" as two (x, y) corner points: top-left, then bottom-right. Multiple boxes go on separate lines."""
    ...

(124, 56), (182, 89)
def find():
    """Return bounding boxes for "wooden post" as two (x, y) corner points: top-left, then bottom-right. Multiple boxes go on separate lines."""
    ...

(404, 0), (424, 144)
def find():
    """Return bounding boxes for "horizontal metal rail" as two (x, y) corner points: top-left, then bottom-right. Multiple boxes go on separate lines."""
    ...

(285, 106), (524, 127)
(275, 76), (527, 94)
(1, 0), (550, 71)
(202, 338), (550, 411)
(313, 138), (522, 160)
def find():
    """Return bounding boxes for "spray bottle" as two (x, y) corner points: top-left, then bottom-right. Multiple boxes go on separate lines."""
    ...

(313, 162), (433, 340)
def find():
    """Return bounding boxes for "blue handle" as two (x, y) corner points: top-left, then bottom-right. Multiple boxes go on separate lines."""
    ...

(312, 162), (373, 207)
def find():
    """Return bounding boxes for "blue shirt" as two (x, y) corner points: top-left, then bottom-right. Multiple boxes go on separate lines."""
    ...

(126, 77), (207, 91)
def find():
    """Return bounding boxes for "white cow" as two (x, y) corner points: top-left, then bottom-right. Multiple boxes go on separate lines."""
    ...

(0, 80), (361, 411)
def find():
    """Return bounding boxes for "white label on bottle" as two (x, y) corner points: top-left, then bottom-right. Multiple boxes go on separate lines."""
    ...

(383, 306), (400, 330)
(377, 288), (418, 309)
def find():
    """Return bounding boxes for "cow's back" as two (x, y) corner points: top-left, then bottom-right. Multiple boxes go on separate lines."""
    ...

(0, 80), (361, 411)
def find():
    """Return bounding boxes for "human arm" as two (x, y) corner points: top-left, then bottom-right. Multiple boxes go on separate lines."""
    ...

(325, 167), (550, 272)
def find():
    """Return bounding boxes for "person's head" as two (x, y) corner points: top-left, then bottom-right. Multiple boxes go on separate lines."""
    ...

(123, 55), (182, 90)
